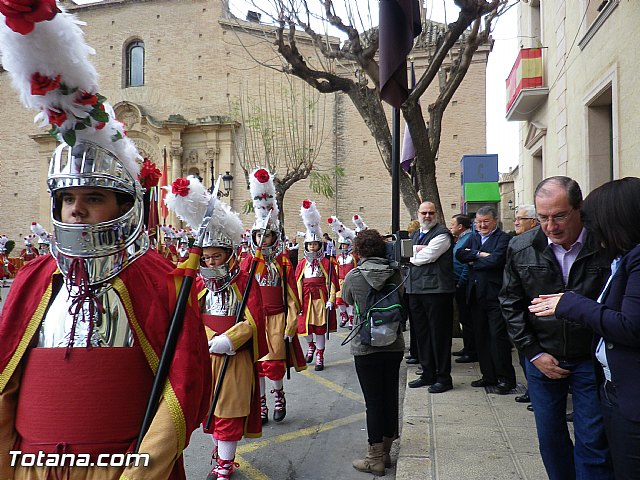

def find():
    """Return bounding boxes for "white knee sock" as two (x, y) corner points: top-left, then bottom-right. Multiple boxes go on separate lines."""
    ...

(259, 376), (266, 396)
(273, 378), (284, 390)
(217, 440), (237, 461)
(305, 335), (314, 345)
(211, 435), (217, 446)
(315, 334), (326, 351)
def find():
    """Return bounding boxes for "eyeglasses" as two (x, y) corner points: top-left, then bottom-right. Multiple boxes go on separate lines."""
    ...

(418, 211), (436, 216)
(536, 209), (574, 225)
(514, 217), (535, 222)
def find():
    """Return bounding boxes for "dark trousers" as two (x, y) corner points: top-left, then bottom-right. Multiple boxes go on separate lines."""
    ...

(406, 292), (418, 358)
(354, 351), (403, 444)
(454, 286), (475, 357)
(470, 298), (515, 384)
(408, 293), (453, 384)
(601, 381), (640, 480)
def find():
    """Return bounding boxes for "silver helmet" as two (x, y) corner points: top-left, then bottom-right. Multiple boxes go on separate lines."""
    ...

(48, 141), (148, 285)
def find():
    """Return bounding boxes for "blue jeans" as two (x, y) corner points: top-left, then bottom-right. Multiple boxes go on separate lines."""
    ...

(525, 359), (613, 480)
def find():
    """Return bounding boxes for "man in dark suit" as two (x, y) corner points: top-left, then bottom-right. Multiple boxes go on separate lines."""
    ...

(406, 201), (455, 394)
(456, 206), (515, 394)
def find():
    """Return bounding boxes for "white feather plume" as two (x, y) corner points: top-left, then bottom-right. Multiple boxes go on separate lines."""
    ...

(352, 214), (369, 233)
(300, 199), (322, 238)
(328, 216), (355, 242)
(249, 167), (279, 230)
(0, 4), (141, 176)
(163, 176), (244, 246)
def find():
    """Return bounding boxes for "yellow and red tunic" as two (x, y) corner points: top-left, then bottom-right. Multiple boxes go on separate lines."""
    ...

(295, 256), (339, 336)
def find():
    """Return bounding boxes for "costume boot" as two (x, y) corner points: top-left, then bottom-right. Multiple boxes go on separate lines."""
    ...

(339, 310), (348, 327)
(315, 348), (325, 371)
(352, 442), (385, 476)
(305, 341), (316, 363)
(213, 457), (239, 480)
(382, 436), (395, 468)
(260, 395), (268, 425)
(205, 446), (219, 480)
(272, 388), (286, 422)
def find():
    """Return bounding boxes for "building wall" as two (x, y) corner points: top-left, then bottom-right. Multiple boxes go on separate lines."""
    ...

(513, 0), (640, 205)
(0, 0), (488, 243)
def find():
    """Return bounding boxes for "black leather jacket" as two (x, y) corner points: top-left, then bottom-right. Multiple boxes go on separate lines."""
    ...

(499, 226), (610, 361)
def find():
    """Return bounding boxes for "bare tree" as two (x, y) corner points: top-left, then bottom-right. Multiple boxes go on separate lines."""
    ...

(224, 0), (511, 221)
(230, 70), (341, 227)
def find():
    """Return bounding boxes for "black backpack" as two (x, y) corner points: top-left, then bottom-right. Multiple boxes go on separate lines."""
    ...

(356, 281), (404, 347)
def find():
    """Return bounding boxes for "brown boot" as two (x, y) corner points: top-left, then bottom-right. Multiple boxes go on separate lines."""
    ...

(383, 436), (395, 468)
(352, 442), (385, 476)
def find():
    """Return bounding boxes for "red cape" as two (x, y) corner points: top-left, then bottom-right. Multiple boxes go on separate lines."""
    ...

(0, 251), (211, 476)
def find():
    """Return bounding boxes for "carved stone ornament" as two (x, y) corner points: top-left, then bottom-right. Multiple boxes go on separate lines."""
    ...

(188, 149), (199, 164)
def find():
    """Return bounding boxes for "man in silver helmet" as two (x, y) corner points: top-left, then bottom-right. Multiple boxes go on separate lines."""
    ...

(164, 174), (268, 480)
(0, 142), (211, 480)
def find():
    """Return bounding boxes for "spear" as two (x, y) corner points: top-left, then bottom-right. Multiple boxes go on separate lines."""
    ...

(282, 260), (291, 380)
(325, 253), (334, 341)
(205, 211), (271, 430)
(135, 176), (221, 453)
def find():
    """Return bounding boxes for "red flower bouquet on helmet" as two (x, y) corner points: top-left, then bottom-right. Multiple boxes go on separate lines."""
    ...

(0, 0), (58, 35)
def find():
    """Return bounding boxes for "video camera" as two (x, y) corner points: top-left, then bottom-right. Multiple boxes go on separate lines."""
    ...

(385, 230), (414, 268)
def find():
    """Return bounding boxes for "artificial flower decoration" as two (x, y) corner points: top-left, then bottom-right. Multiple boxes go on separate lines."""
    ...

(302, 199), (312, 209)
(0, 0), (58, 35)
(171, 178), (191, 197)
(139, 159), (161, 189)
(254, 168), (270, 183)
(30, 72), (61, 96)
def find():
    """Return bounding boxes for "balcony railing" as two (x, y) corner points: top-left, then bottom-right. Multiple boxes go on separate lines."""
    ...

(505, 48), (549, 122)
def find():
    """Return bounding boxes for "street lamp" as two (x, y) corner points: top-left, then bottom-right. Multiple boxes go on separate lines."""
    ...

(507, 199), (516, 211)
(218, 171), (234, 197)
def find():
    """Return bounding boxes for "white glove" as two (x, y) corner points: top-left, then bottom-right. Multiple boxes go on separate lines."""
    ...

(325, 301), (333, 310)
(208, 335), (235, 355)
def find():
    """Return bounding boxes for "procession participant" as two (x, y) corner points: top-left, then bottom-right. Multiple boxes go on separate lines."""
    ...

(31, 222), (52, 256)
(18, 235), (39, 263)
(239, 229), (251, 261)
(296, 200), (339, 371)
(176, 229), (190, 263)
(241, 168), (306, 425)
(165, 175), (267, 480)
(328, 216), (358, 329)
(0, 7), (210, 478)
(0, 236), (14, 281)
(353, 214), (369, 234)
(160, 224), (179, 264)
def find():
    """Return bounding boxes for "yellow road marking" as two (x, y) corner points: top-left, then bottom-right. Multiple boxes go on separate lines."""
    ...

(300, 370), (364, 403)
(236, 454), (270, 480)
(237, 411), (365, 454)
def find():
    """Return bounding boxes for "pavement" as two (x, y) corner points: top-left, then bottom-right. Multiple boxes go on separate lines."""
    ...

(395, 336), (556, 480)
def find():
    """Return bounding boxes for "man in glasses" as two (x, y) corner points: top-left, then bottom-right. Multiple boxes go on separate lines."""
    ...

(406, 202), (455, 394)
(514, 205), (539, 236)
(500, 177), (613, 480)
(456, 206), (515, 394)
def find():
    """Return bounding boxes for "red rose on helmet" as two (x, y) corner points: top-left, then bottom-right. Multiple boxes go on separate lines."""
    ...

(254, 169), (270, 183)
(139, 159), (162, 189)
(0, 0), (58, 35)
(172, 178), (191, 197)
(47, 108), (67, 127)
(327, 217), (333, 224)
(75, 90), (99, 106)
(302, 200), (312, 209)
(30, 72), (61, 96)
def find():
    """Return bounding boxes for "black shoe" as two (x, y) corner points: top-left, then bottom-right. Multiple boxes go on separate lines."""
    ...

(452, 349), (465, 357)
(428, 382), (453, 394)
(455, 355), (478, 364)
(515, 393), (531, 403)
(415, 369), (423, 376)
(527, 404), (534, 412)
(405, 354), (416, 360)
(406, 357), (419, 365)
(495, 381), (516, 395)
(471, 378), (498, 388)
(408, 377), (435, 388)
(566, 412), (573, 422)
